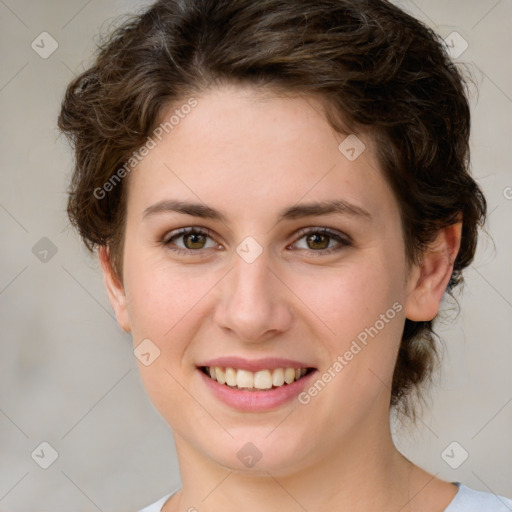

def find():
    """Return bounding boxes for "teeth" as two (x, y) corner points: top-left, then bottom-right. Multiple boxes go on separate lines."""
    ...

(236, 369), (254, 389)
(272, 368), (285, 387)
(204, 366), (310, 390)
(216, 367), (226, 384)
(284, 368), (296, 384)
(225, 367), (237, 387)
(253, 370), (273, 389)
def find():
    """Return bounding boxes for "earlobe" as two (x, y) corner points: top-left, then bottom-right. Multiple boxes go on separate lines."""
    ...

(404, 221), (462, 322)
(98, 246), (131, 332)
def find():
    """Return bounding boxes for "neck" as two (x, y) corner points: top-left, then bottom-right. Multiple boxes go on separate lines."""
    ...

(166, 402), (415, 511)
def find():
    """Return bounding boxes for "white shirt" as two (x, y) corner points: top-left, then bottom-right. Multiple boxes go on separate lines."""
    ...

(138, 482), (512, 511)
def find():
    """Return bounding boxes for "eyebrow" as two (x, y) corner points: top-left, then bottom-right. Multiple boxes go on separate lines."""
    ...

(142, 199), (372, 222)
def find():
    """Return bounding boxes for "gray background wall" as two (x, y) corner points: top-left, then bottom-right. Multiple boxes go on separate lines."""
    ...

(0, 1), (511, 511)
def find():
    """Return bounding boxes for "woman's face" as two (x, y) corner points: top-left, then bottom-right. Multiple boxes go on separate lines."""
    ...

(104, 85), (424, 474)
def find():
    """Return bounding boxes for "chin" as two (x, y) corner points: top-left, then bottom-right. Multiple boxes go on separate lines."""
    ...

(201, 432), (313, 476)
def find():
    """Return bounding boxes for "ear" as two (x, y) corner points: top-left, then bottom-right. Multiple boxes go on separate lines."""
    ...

(404, 221), (462, 322)
(98, 246), (131, 332)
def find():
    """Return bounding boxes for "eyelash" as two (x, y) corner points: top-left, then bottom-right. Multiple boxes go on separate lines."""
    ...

(162, 226), (352, 256)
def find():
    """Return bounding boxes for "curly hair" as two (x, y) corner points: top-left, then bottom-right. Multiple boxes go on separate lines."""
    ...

(57, 0), (487, 417)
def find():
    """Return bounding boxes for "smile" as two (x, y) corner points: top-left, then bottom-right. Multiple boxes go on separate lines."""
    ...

(200, 366), (314, 391)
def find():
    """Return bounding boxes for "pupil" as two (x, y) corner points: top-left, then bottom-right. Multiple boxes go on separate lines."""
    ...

(308, 233), (328, 250)
(185, 232), (205, 249)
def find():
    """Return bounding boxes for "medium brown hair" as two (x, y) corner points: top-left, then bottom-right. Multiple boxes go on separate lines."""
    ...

(58, 0), (487, 417)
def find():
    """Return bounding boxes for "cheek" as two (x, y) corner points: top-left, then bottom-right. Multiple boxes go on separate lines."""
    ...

(294, 252), (406, 402)
(123, 255), (211, 340)
(297, 255), (405, 341)
(122, 258), (213, 420)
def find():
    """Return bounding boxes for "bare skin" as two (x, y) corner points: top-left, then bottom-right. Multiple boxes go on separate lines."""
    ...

(100, 84), (461, 512)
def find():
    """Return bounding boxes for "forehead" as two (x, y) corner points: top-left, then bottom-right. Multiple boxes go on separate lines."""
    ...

(126, 85), (398, 224)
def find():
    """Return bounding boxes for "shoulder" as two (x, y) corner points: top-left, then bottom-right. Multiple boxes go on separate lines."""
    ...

(137, 492), (176, 512)
(445, 483), (512, 512)
(137, 484), (512, 512)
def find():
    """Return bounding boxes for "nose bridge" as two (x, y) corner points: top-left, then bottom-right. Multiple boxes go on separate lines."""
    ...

(232, 251), (274, 302)
(214, 246), (292, 341)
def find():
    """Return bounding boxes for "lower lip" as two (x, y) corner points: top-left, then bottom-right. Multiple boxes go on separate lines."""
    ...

(198, 368), (317, 412)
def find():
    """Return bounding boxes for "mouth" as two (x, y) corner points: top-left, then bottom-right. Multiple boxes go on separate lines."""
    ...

(199, 365), (316, 391)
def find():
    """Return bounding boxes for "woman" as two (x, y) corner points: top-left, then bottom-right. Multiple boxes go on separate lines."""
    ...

(58, 0), (511, 510)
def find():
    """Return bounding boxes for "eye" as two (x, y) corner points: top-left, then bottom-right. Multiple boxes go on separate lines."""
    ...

(162, 226), (351, 256)
(290, 227), (352, 254)
(163, 227), (220, 255)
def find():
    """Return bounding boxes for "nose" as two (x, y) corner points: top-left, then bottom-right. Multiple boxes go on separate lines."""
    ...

(213, 250), (293, 343)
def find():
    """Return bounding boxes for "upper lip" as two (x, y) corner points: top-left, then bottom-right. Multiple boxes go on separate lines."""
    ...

(198, 357), (316, 372)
